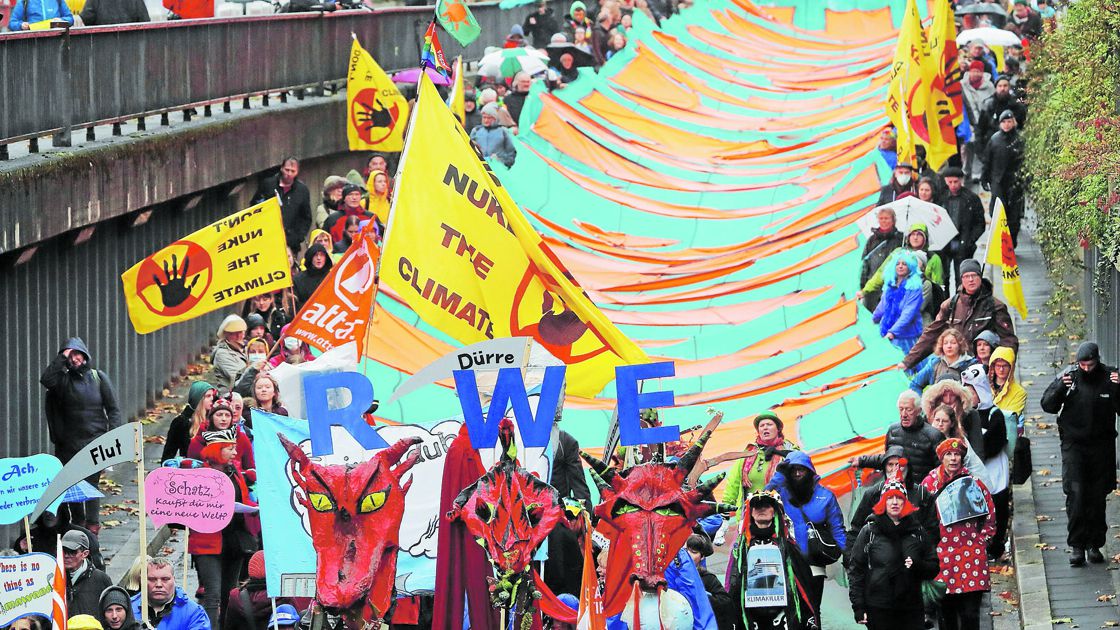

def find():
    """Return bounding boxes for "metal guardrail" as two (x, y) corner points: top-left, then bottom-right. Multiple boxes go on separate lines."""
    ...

(1084, 247), (1120, 364)
(0, 2), (529, 154)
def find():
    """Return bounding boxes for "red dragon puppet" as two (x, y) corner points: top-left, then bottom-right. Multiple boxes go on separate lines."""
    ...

(448, 418), (576, 630)
(582, 430), (732, 618)
(279, 434), (422, 630)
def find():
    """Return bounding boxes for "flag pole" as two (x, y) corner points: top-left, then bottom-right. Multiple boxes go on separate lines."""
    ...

(182, 529), (190, 587)
(23, 516), (32, 552)
(136, 424), (150, 629)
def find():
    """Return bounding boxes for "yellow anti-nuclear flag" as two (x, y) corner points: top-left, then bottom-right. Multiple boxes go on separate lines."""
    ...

(121, 198), (292, 334)
(886, 0), (928, 168)
(379, 74), (649, 397)
(447, 56), (466, 127)
(985, 198), (1028, 318)
(347, 38), (409, 152)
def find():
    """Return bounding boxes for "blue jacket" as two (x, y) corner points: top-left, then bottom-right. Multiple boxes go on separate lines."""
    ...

(8, 0), (74, 30)
(131, 587), (210, 630)
(873, 282), (924, 340)
(766, 451), (847, 558)
(468, 124), (516, 168)
(908, 354), (977, 394)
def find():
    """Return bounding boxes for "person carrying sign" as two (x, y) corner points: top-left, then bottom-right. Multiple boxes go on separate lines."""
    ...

(40, 338), (122, 534)
(920, 438), (995, 630)
(727, 491), (818, 630)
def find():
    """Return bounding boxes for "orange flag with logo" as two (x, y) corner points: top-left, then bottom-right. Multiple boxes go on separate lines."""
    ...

(285, 228), (381, 352)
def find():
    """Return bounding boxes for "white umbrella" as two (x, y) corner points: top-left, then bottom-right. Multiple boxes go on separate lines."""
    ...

(858, 197), (959, 251)
(957, 27), (1021, 48)
(477, 47), (549, 79)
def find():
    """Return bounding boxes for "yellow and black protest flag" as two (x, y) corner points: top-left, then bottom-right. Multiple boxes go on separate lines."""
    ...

(886, 0), (928, 168)
(377, 74), (648, 398)
(121, 198), (291, 334)
(347, 37), (409, 152)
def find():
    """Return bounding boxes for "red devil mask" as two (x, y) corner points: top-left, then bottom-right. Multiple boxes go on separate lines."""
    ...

(449, 419), (565, 611)
(279, 434), (421, 623)
(584, 431), (731, 617)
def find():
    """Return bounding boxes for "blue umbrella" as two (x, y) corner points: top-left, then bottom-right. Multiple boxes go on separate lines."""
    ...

(61, 480), (105, 504)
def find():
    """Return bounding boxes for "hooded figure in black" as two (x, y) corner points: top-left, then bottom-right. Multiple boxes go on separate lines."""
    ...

(40, 337), (121, 529)
(292, 243), (334, 309)
(100, 585), (140, 630)
(845, 445), (938, 558)
(728, 491), (818, 630)
(1041, 342), (1120, 565)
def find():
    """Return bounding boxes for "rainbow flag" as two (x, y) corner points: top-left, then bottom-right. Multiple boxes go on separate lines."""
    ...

(420, 21), (452, 80)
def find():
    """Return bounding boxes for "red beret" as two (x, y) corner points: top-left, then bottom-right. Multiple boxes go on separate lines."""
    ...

(969, 60), (985, 72)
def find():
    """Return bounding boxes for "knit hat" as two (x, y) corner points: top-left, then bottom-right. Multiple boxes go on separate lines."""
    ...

(479, 88), (498, 104)
(913, 250), (928, 268)
(207, 397), (234, 420)
(569, 0), (585, 17)
(187, 381), (215, 410)
(551, 32), (568, 44)
(248, 551), (267, 579)
(99, 586), (133, 615)
(958, 258), (982, 278)
(1076, 341), (1101, 362)
(894, 161), (913, 171)
(936, 437), (967, 459)
(974, 330), (1001, 352)
(68, 616), (103, 630)
(872, 480), (918, 517)
(201, 426), (237, 445)
(753, 411), (783, 432)
(245, 313), (266, 331)
(959, 364), (994, 410)
(968, 60), (985, 72)
(342, 183), (363, 198)
(481, 102), (501, 118)
(509, 23), (524, 37)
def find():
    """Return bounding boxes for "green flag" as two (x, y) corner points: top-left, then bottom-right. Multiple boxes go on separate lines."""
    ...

(435, 0), (481, 47)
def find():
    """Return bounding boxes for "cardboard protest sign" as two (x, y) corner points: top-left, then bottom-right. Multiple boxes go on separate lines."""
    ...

(0, 553), (57, 626)
(145, 468), (234, 533)
(31, 423), (140, 522)
(0, 455), (63, 525)
(743, 545), (787, 608)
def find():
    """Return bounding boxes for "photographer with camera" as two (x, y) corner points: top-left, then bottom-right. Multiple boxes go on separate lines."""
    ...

(1041, 342), (1120, 566)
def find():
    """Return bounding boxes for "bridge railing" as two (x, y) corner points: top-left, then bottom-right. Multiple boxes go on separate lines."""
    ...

(0, 2), (527, 156)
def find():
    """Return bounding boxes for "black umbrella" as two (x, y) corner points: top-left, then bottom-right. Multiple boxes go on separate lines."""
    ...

(546, 42), (596, 69)
(955, 3), (1007, 18)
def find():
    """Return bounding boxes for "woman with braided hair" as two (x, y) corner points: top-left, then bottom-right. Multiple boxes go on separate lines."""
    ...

(727, 491), (818, 630)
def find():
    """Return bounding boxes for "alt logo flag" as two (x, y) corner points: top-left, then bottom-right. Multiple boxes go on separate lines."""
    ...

(985, 198), (1028, 318)
(120, 199), (291, 334)
(376, 74), (648, 398)
(347, 37), (409, 152)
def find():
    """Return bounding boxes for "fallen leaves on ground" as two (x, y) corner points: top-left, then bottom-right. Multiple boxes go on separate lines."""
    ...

(98, 479), (123, 495)
(144, 435), (166, 444)
(1036, 543), (1057, 551)
(1052, 617), (1074, 625)
(1101, 621), (1120, 627)
(102, 519), (122, 528)
(998, 591), (1019, 605)
(1037, 423), (1052, 430)
(992, 565), (1016, 576)
(1039, 468), (1052, 476)
(1038, 514), (1054, 522)
(1100, 594), (1117, 602)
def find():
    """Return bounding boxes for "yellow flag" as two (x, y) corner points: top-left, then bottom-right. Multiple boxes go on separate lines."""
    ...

(121, 198), (292, 334)
(347, 38), (409, 152)
(448, 56), (466, 127)
(379, 74), (649, 397)
(985, 198), (1027, 318)
(886, 0), (928, 168)
(921, 0), (960, 169)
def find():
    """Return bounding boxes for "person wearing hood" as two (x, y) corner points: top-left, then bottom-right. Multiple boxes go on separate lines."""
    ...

(960, 60), (995, 182)
(722, 412), (801, 516)
(563, 0), (592, 43)
(727, 491), (818, 630)
(972, 330), (1000, 367)
(470, 103), (517, 168)
(847, 480), (939, 630)
(989, 347), (1027, 451)
(312, 175), (348, 235)
(877, 162), (918, 206)
(100, 586), (140, 630)
(162, 381), (216, 463)
(846, 446), (938, 555)
(983, 110), (1026, 247)
(909, 328), (976, 393)
(211, 315), (249, 389)
(365, 169), (391, 233)
(901, 259), (1018, 371)
(858, 206), (904, 311)
(960, 364), (1010, 560)
(292, 244), (334, 309)
(41, 337), (122, 532)
(305, 229), (334, 265)
(859, 223), (944, 305)
(921, 438), (995, 630)
(872, 250), (925, 352)
(765, 451), (846, 620)
(1041, 342), (1120, 566)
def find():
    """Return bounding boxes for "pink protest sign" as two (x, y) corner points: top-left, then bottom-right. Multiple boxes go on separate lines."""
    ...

(145, 467), (234, 533)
